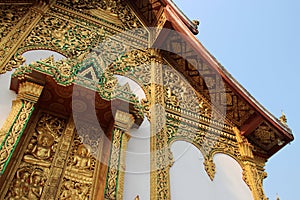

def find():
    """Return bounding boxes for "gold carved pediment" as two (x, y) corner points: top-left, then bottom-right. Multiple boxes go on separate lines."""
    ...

(56, 0), (145, 30)
(88, 8), (122, 27)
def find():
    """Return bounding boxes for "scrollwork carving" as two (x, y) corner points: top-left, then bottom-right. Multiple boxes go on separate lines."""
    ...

(22, 14), (100, 58)
(0, 101), (34, 174)
(0, 5), (30, 41)
(204, 157), (216, 181)
(57, 0), (145, 30)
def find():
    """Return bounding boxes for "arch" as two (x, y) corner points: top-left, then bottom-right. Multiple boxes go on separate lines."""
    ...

(104, 74), (151, 200)
(213, 153), (253, 200)
(169, 140), (213, 199)
(209, 149), (243, 169)
(123, 116), (151, 199)
(169, 137), (207, 159)
(22, 49), (66, 64)
(113, 75), (149, 102)
(169, 141), (253, 200)
(19, 46), (69, 60)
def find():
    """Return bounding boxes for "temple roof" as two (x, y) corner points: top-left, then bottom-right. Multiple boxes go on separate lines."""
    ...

(142, 0), (294, 158)
(1, 0), (294, 159)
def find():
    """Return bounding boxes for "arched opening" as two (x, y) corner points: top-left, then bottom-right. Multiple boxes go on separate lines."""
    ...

(123, 117), (150, 200)
(170, 141), (213, 199)
(170, 141), (253, 200)
(213, 154), (253, 200)
(22, 50), (66, 65)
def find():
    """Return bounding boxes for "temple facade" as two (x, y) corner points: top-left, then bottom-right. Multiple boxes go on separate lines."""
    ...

(0, 0), (293, 199)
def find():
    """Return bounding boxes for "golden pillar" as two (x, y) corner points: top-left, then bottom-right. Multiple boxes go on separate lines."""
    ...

(0, 81), (43, 174)
(233, 127), (268, 200)
(105, 110), (134, 200)
(149, 49), (173, 200)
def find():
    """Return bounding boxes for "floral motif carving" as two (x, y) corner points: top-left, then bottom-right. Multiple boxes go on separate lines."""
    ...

(204, 157), (216, 181)
(0, 2), (52, 74)
(0, 5), (30, 41)
(22, 14), (100, 58)
(13, 56), (79, 86)
(253, 123), (276, 146)
(110, 49), (152, 86)
(57, 0), (145, 30)
(105, 111), (134, 200)
(0, 101), (34, 174)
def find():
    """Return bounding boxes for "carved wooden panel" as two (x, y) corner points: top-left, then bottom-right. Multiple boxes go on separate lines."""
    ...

(4, 113), (67, 199)
(2, 111), (104, 200)
(0, 5), (30, 42)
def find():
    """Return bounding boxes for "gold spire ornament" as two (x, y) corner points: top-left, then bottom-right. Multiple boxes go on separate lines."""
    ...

(135, 195), (140, 200)
(279, 111), (287, 125)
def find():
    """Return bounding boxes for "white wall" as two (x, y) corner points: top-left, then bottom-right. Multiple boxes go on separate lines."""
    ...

(170, 141), (253, 200)
(170, 141), (213, 199)
(214, 154), (253, 200)
(0, 71), (17, 128)
(123, 118), (151, 200)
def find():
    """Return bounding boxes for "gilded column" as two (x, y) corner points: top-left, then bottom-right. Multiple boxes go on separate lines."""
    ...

(41, 117), (75, 200)
(0, 1), (51, 74)
(233, 127), (268, 200)
(149, 49), (173, 200)
(0, 81), (43, 174)
(105, 110), (134, 200)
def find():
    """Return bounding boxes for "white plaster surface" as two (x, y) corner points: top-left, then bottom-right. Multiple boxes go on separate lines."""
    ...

(0, 71), (17, 128)
(123, 118), (151, 200)
(170, 141), (253, 200)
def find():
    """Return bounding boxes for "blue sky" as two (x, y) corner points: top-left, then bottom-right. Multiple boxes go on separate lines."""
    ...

(173, 0), (300, 199)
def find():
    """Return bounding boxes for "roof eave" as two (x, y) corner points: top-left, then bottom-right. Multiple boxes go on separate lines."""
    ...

(162, 4), (294, 150)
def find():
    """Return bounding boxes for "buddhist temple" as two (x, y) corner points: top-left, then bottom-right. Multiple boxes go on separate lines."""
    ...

(0, 0), (293, 199)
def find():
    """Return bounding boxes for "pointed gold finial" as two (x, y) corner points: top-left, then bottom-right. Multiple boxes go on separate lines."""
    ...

(134, 195), (140, 200)
(279, 111), (287, 125)
(276, 193), (280, 200)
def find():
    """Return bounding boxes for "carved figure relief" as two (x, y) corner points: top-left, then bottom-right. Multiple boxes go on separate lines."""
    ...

(5, 113), (66, 199)
(7, 167), (46, 200)
(58, 122), (103, 200)
(23, 132), (54, 168)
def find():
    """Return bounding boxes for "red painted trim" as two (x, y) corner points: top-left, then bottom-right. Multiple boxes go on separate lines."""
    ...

(240, 114), (264, 136)
(161, 0), (199, 34)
